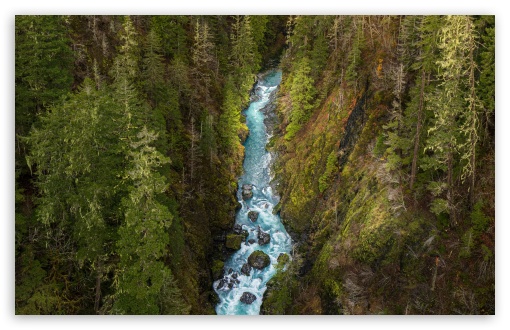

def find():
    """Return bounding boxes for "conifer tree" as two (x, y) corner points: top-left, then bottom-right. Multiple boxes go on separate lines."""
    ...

(285, 57), (316, 140)
(142, 28), (165, 104)
(424, 15), (480, 222)
(218, 79), (242, 151)
(346, 19), (365, 90)
(26, 78), (126, 314)
(114, 127), (186, 314)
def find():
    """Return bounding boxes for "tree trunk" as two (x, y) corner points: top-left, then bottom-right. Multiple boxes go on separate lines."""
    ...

(410, 68), (426, 191)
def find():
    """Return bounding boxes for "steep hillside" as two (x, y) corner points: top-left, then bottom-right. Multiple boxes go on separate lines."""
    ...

(263, 15), (495, 315)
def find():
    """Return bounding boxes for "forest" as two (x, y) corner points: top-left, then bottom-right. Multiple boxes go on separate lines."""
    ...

(15, 15), (494, 315)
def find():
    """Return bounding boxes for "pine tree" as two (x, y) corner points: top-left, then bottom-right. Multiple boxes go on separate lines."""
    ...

(285, 57), (316, 140)
(141, 28), (165, 104)
(230, 15), (258, 95)
(424, 15), (481, 223)
(113, 127), (186, 314)
(218, 79), (242, 151)
(346, 19), (365, 91)
(25, 78), (127, 314)
(15, 15), (74, 172)
(190, 18), (216, 112)
(310, 23), (330, 80)
(150, 15), (188, 59)
(476, 16), (495, 144)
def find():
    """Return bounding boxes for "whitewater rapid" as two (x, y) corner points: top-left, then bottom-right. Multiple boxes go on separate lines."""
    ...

(214, 70), (292, 315)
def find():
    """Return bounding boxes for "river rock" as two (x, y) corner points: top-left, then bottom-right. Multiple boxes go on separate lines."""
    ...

(248, 211), (259, 222)
(248, 250), (270, 270)
(241, 263), (252, 276)
(247, 239), (256, 245)
(257, 227), (271, 246)
(216, 278), (228, 290)
(240, 292), (257, 305)
(233, 223), (243, 234)
(225, 234), (243, 250)
(242, 184), (253, 200)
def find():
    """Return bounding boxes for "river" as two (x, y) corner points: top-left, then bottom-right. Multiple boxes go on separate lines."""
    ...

(214, 70), (292, 315)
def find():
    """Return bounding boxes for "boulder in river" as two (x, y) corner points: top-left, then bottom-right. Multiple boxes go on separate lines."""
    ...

(242, 184), (253, 200)
(248, 211), (259, 222)
(257, 226), (271, 246)
(233, 223), (243, 234)
(216, 278), (228, 290)
(247, 239), (256, 245)
(241, 263), (252, 276)
(248, 250), (271, 270)
(225, 234), (243, 250)
(212, 260), (225, 280)
(240, 292), (257, 305)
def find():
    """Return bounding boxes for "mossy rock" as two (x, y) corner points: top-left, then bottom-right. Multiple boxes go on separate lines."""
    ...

(248, 250), (271, 270)
(212, 260), (225, 280)
(225, 234), (243, 250)
(277, 253), (290, 266)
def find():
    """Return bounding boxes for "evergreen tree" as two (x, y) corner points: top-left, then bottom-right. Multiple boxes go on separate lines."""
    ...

(25, 78), (127, 314)
(150, 15), (189, 60)
(190, 18), (216, 112)
(285, 57), (316, 140)
(113, 127), (187, 314)
(345, 19), (365, 90)
(218, 79), (242, 151)
(141, 28), (165, 104)
(310, 23), (330, 80)
(230, 15), (258, 95)
(424, 15), (480, 222)
(15, 15), (74, 171)
(476, 16), (495, 143)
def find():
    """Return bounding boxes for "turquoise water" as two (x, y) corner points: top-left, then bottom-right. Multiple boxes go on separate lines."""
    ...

(214, 70), (292, 315)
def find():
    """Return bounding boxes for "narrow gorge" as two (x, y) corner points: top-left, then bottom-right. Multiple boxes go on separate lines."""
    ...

(214, 70), (292, 315)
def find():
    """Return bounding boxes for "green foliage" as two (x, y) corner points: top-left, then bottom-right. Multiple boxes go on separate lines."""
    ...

(247, 15), (268, 69)
(218, 79), (242, 151)
(158, 274), (191, 314)
(261, 253), (299, 315)
(345, 21), (364, 87)
(285, 57), (315, 140)
(16, 14), (495, 315)
(318, 150), (338, 193)
(141, 28), (165, 103)
(373, 134), (385, 157)
(150, 16), (189, 60)
(470, 200), (490, 237)
(114, 127), (184, 314)
(459, 228), (475, 258)
(310, 27), (329, 79)
(230, 16), (259, 93)
(27, 79), (126, 270)
(225, 233), (243, 250)
(200, 111), (218, 166)
(15, 15), (74, 139)
(476, 16), (495, 132)
(430, 198), (449, 216)
(212, 260), (225, 280)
